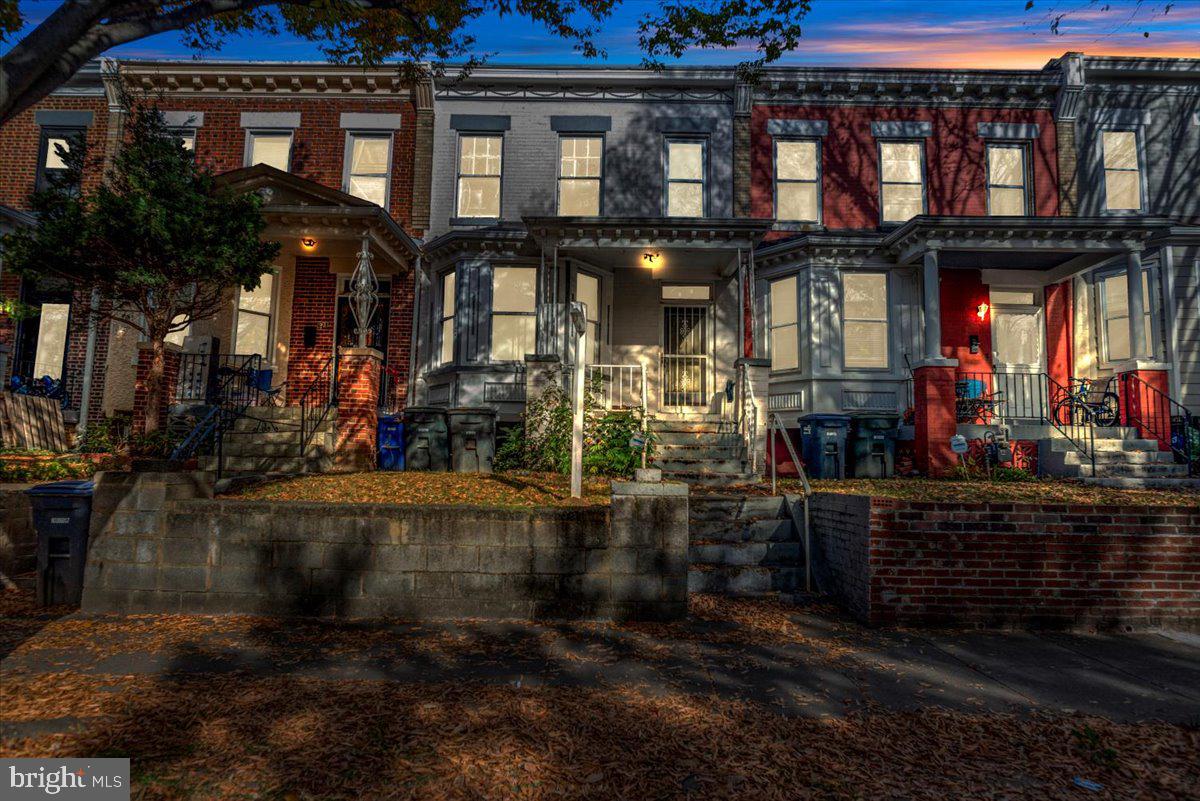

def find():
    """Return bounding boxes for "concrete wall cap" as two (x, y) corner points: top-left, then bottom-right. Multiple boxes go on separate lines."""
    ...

(337, 346), (384, 359)
(612, 481), (688, 497)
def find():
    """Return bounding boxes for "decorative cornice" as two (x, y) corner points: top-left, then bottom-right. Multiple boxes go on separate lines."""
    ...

(117, 60), (419, 99)
(521, 216), (771, 249)
(752, 67), (1059, 108)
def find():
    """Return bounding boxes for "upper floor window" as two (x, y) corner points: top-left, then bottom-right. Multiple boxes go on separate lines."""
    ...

(879, 141), (925, 224)
(246, 131), (292, 171)
(558, 136), (603, 216)
(842, 272), (889, 369)
(769, 276), (798, 372)
(344, 133), (392, 207)
(36, 128), (84, 191)
(575, 272), (601, 364)
(166, 128), (196, 153)
(456, 134), (503, 219)
(664, 138), (706, 217)
(234, 273), (275, 357)
(775, 140), (820, 223)
(491, 266), (536, 361)
(1099, 269), (1153, 363)
(986, 144), (1028, 216)
(1101, 130), (1143, 211)
(439, 271), (456, 365)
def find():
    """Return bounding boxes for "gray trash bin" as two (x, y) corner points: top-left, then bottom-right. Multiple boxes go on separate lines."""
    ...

(26, 480), (95, 606)
(402, 407), (449, 471)
(447, 407), (497, 474)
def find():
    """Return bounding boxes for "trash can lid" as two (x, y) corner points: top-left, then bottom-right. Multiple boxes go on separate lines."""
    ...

(25, 480), (95, 497)
(798, 413), (852, 425)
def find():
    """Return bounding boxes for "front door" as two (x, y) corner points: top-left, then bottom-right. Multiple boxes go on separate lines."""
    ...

(990, 288), (1045, 420)
(662, 305), (708, 407)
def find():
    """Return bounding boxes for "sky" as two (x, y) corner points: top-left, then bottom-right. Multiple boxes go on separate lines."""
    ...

(5, 0), (1199, 69)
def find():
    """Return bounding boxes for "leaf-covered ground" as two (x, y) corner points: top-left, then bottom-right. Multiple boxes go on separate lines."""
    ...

(233, 471), (613, 508)
(773, 478), (1200, 506)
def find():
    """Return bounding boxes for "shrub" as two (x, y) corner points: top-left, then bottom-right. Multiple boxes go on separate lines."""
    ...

(128, 429), (179, 459)
(0, 454), (97, 482)
(77, 417), (121, 454)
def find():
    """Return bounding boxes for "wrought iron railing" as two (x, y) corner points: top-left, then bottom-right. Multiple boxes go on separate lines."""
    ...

(170, 355), (264, 471)
(1121, 372), (1197, 476)
(298, 352), (337, 459)
(175, 353), (265, 405)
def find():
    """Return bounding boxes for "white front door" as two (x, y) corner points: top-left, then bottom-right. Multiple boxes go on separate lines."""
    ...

(990, 288), (1045, 419)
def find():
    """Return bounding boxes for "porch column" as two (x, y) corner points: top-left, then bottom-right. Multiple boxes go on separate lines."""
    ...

(1125, 249), (1148, 361)
(334, 346), (382, 471)
(921, 250), (942, 363)
(913, 248), (959, 476)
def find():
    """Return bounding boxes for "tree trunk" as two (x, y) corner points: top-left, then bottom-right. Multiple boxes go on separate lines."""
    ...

(142, 337), (166, 436)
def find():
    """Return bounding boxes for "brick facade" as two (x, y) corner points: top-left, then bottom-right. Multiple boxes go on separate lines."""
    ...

(335, 347), (382, 470)
(810, 494), (1200, 630)
(285, 256), (338, 398)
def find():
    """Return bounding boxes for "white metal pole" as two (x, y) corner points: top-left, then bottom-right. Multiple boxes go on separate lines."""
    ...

(571, 318), (586, 498)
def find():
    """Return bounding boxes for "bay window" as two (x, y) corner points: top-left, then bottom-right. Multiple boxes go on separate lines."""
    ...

(490, 266), (536, 361)
(842, 273), (889, 369)
(769, 276), (798, 372)
(439, 272), (456, 365)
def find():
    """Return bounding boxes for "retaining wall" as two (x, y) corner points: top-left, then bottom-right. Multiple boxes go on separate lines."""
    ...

(0, 485), (35, 581)
(81, 472), (687, 621)
(809, 493), (1200, 631)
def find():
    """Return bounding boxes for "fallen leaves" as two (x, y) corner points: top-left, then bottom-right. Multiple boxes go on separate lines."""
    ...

(774, 478), (1200, 507)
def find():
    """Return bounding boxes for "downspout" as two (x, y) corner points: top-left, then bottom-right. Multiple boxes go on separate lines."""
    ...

(407, 254), (422, 406)
(77, 286), (101, 432)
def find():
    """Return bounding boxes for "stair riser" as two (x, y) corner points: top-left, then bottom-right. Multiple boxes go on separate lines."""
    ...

(690, 542), (801, 567)
(657, 445), (743, 460)
(653, 460), (748, 475)
(689, 497), (789, 521)
(654, 431), (741, 447)
(1047, 439), (1161, 453)
(662, 472), (755, 487)
(650, 421), (729, 434)
(689, 518), (794, 543)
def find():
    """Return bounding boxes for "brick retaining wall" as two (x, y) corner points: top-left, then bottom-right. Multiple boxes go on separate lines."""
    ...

(810, 493), (1200, 631)
(81, 472), (687, 621)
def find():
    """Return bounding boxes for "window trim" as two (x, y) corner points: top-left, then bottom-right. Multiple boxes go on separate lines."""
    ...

(1096, 264), (1157, 367)
(243, 129), (294, 171)
(454, 131), (505, 222)
(984, 141), (1031, 217)
(556, 133), (605, 217)
(773, 137), (822, 225)
(1097, 127), (1147, 215)
(660, 282), (713, 303)
(36, 126), (85, 192)
(341, 130), (395, 209)
(841, 271), (891, 371)
(876, 139), (927, 226)
(768, 275), (800, 374)
(489, 265), (537, 364)
(230, 272), (278, 359)
(438, 270), (456, 366)
(663, 136), (709, 218)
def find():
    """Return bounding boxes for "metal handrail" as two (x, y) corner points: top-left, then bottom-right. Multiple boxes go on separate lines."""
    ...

(1121, 372), (1196, 475)
(768, 411), (812, 592)
(1042, 373), (1097, 477)
(170, 354), (263, 470)
(298, 352), (337, 459)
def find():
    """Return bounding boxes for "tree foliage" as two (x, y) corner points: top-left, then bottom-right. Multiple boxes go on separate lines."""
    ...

(0, 0), (812, 123)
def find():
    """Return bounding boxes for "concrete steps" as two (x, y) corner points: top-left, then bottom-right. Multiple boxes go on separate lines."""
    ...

(687, 494), (803, 598)
(650, 419), (748, 487)
(1039, 429), (1193, 482)
(200, 406), (337, 476)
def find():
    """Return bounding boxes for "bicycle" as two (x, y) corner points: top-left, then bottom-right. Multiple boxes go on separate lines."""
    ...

(8, 374), (71, 410)
(1052, 377), (1119, 427)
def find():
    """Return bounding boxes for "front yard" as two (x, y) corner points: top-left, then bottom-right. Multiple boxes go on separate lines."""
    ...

(799, 478), (1200, 506)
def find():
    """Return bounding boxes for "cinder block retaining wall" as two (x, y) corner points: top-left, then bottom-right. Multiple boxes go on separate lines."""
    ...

(810, 493), (1200, 631)
(0, 486), (35, 580)
(81, 472), (687, 621)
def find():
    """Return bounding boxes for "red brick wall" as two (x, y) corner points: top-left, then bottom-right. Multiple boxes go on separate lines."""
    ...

(151, 97), (421, 236)
(750, 105), (1060, 232)
(0, 271), (20, 381)
(812, 494), (1200, 630)
(286, 256), (337, 400)
(912, 365), (957, 476)
(0, 95), (109, 210)
(385, 276), (413, 410)
(335, 349), (381, 470)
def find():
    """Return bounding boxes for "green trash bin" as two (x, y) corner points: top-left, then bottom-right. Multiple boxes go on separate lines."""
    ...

(447, 407), (497, 474)
(402, 407), (449, 471)
(848, 415), (900, 478)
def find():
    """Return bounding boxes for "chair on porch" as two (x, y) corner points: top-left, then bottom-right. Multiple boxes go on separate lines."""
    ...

(955, 378), (1005, 425)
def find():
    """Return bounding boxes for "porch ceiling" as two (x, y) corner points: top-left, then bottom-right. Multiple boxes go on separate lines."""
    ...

(523, 216), (772, 251)
(557, 245), (738, 275)
(885, 215), (1174, 270)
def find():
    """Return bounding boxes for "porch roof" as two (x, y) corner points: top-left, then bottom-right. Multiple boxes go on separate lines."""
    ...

(522, 216), (772, 250)
(884, 215), (1174, 273)
(214, 165), (422, 268)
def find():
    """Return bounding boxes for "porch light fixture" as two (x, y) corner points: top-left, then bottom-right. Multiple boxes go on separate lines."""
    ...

(300, 237), (317, 251)
(642, 252), (661, 268)
(976, 302), (989, 321)
(349, 236), (379, 348)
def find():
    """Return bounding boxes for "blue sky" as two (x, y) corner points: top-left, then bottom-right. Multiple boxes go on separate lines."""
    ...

(6, 0), (1199, 67)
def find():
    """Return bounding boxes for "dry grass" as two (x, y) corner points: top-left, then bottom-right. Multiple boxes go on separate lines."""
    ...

(233, 471), (612, 508)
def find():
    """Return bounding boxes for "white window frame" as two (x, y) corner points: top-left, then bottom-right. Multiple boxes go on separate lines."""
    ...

(985, 142), (1030, 217)
(768, 275), (799, 373)
(1098, 128), (1146, 214)
(231, 273), (277, 358)
(1097, 266), (1156, 366)
(774, 138), (822, 224)
(244, 129), (294, 171)
(455, 133), (504, 220)
(663, 137), (708, 218)
(342, 131), (395, 208)
(841, 271), (890, 370)
(438, 271), (456, 366)
(878, 140), (927, 225)
(557, 135), (604, 216)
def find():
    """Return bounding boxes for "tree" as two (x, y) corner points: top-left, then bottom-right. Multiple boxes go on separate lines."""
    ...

(0, 0), (811, 124)
(0, 96), (279, 433)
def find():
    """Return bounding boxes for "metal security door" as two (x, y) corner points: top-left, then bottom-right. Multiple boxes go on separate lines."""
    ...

(662, 306), (708, 407)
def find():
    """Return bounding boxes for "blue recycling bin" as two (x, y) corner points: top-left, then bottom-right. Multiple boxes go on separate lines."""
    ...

(378, 413), (405, 471)
(797, 413), (852, 479)
(26, 480), (95, 606)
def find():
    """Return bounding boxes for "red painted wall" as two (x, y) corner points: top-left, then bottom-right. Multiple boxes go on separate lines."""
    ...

(750, 104), (1060, 232)
(1044, 280), (1073, 390)
(938, 269), (992, 374)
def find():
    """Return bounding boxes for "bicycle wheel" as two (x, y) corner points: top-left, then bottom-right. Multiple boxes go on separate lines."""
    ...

(1052, 397), (1079, 426)
(1094, 393), (1119, 428)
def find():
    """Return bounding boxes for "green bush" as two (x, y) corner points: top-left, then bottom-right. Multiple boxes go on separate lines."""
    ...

(128, 429), (179, 459)
(77, 417), (121, 454)
(0, 457), (96, 483)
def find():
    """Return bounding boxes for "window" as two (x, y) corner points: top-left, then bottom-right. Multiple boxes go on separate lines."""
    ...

(842, 273), (888, 369)
(990, 289), (1043, 367)
(439, 272), (456, 365)
(344, 133), (392, 207)
(490, 266), (536, 361)
(170, 129), (196, 152)
(775, 140), (820, 222)
(246, 131), (292, 171)
(1099, 270), (1153, 363)
(986, 144), (1028, 216)
(576, 272), (601, 364)
(665, 139), (706, 217)
(1101, 130), (1142, 211)
(36, 129), (83, 191)
(233, 273), (274, 356)
(32, 303), (70, 379)
(769, 277), (798, 371)
(456, 135), (503, 218)
(558, 136), (603, 215)
(164, 316), (191, 348)
(879, 141), (925, 223)
(661, 284), (711, 301)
